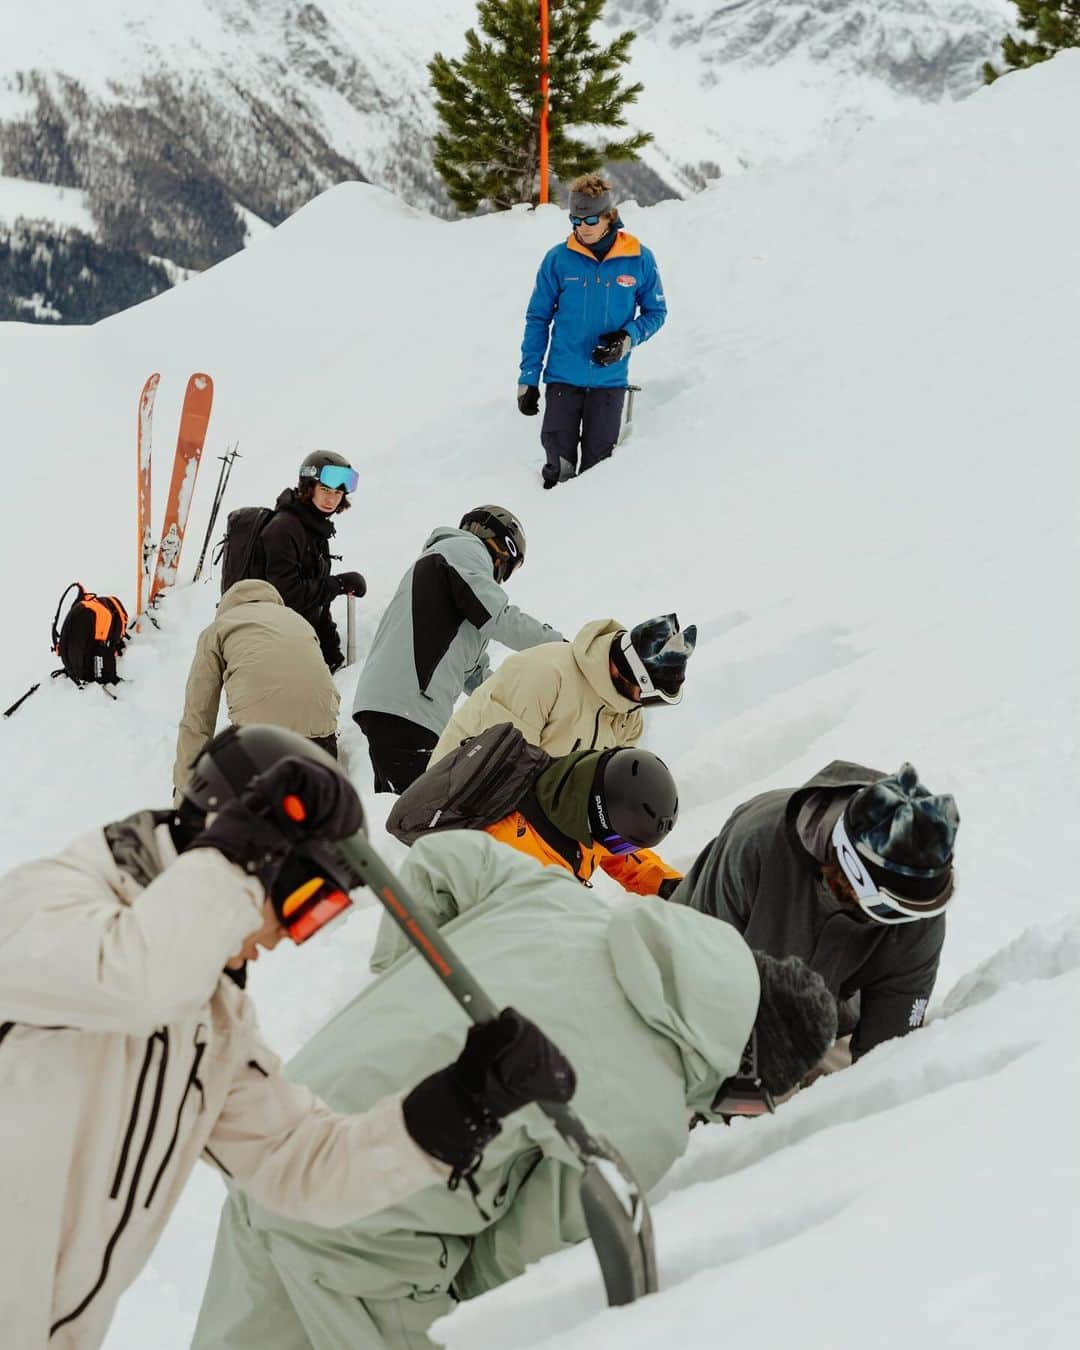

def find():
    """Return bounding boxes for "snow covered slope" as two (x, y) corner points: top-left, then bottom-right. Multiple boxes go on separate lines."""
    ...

(1, 51), (1078, 1350)
(0, 0), (1013, 222)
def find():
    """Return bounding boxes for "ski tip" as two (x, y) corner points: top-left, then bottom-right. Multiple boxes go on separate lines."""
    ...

(191, 373), (213, 392)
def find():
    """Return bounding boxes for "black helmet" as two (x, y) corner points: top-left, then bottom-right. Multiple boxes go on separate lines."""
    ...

(184, 724), (355, 817)
(587, 748), (678, 850)
(183, 725), (365, 945)
(298, 450), (358, 496)
(459, 505), (526, 582)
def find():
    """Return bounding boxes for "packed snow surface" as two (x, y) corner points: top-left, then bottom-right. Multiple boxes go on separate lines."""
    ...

(1, 51), (1078, 1350)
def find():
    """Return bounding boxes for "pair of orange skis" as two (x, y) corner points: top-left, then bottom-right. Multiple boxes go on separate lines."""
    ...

(136, 372), (214, 618)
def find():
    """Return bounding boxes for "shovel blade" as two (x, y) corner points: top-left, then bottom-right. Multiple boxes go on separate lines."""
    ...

(579, 1150), (658, 1305)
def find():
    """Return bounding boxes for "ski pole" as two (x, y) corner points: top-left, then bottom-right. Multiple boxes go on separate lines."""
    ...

(346, 595), (357, 666)
(3, 684), (40, 718)
(193, 444), (240, 583)
(337, 832), (658, 1306)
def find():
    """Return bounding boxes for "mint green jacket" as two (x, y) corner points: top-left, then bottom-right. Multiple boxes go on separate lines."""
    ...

(200, 832), (759, 1331)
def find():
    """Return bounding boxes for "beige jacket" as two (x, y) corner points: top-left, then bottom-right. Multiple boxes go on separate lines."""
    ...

(0, 818), (444, 1350)
(432, 618), (643, 762)
(173, 580), (340, 792)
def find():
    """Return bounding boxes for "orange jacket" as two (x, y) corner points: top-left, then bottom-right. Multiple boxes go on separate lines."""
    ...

(484, 811), (679, 896)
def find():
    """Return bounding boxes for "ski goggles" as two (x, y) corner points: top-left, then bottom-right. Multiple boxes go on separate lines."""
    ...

(595, 830), (639, 857)
(831, 814), (954, 926)
(616, 629), (685, 707)
(302, 463), (358, 494)
(569, 212), (604, 227)
(711, 1028), (776, 1118)
(271, 844), (359, 945)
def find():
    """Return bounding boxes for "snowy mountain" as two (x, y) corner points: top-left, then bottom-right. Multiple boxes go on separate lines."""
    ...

(1, 48), (1078, 1350)
(0, 0), (1015, 320)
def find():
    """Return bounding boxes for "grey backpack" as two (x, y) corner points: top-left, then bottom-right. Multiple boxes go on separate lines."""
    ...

(386, 722), (552, 844)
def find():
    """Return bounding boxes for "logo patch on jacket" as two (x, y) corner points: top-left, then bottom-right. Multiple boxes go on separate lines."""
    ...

(616, 274), (636, 288)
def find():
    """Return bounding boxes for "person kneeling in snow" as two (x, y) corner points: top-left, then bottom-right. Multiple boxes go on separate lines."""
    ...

(670, 761), (961, 1072)
(0, 725), (572, 1350)
(192, 830), (837, 1350)
(431, 613), (698, 765)
(173, 579), (341, 797)
(389, 724), (683, 897)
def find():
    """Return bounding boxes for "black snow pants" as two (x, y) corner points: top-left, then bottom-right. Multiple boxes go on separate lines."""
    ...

(540, 383), (626, 486)
(353, 711), (438, 794)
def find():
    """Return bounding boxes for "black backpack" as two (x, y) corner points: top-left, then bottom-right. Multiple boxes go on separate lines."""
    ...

(51, 582), (128, 687)
(386, 723), (552, 845)
(217, 506), (275, 594)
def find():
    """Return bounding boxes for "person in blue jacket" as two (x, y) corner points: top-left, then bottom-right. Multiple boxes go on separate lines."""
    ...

(517, 173), (668, 489)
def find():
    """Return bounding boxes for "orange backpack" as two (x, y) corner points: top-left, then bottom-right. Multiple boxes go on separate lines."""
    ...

(51, 582), (129, 688)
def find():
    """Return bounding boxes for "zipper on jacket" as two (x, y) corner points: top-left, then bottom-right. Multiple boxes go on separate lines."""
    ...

(589, 707), (602, 749)
(51, 1029), (170, 1337)
(144, 1033), (207, 1209)
(493, 1149), (544, 1210)
(570, 738), (581, 752)
(110, 1036), (158, 1199)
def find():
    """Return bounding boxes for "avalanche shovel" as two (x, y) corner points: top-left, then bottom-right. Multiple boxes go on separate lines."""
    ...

(338, 832), (658, 1307)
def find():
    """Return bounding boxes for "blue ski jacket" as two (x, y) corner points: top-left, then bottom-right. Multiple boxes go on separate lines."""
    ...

(519, 230), (667, 389)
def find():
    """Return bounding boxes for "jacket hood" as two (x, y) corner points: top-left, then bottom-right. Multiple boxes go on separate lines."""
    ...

(424, 524), (483, 552)
(606, 903), (759, 1118)
(276, 487), (335, 537)
(534, 750), (604, 844)
(571, 619), (639, 712)
(785, 760), (887, 863)
(216, 578), (284, 615)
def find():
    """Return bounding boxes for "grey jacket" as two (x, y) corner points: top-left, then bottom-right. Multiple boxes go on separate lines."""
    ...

(193, 832), (758, 1349)
(670, 761), (946, 1059)
(352, 527), (563, 736)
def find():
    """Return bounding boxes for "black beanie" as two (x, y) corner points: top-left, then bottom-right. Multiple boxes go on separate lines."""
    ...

(845, 762), (959, 902)
(753, 953), (838, 1096)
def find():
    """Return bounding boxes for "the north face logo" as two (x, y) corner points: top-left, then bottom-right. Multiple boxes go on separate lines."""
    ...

(616, 274), (635, 287)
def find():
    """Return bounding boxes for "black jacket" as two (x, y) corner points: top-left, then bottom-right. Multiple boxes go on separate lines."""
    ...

(670, 761), (946, 1060)
(257, 489), (343, 670)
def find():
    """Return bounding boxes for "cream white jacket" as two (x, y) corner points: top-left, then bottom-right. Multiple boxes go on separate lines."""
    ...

(0, 817), (443, 1349)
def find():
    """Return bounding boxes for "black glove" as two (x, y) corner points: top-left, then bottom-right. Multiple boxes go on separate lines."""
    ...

(403, 1008), (576, 1177)
(591, 330), (632, 367)
(190, 756), (364, 886)
(657, 877), (681, 900)
(517, 384), (540, 416)
(331, 571), (366, 598)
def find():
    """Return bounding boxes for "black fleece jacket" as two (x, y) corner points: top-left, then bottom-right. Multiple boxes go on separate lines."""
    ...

(670, 761), (946, 1060)
(257, 489), (343, 670)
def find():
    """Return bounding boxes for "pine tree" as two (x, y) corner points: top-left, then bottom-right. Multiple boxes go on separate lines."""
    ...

(429, 0), (652, 213)
(984, 1), (1080, 82)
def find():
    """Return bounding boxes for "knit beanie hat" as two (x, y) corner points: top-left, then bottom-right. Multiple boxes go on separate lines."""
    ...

(753, 953), (838, 1096)
(844, 763), (959, 902)
(610, 614), (698, 703)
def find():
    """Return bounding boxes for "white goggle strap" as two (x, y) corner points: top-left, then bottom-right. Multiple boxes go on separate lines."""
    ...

(831, 814), (924, 926)
(618, 632), (682, 706)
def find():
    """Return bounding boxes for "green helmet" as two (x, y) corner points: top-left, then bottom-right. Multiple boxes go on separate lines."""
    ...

(459, 505), (526, 583)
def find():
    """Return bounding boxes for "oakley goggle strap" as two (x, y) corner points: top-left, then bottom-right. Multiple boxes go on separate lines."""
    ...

(831, 814), (952, 925)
